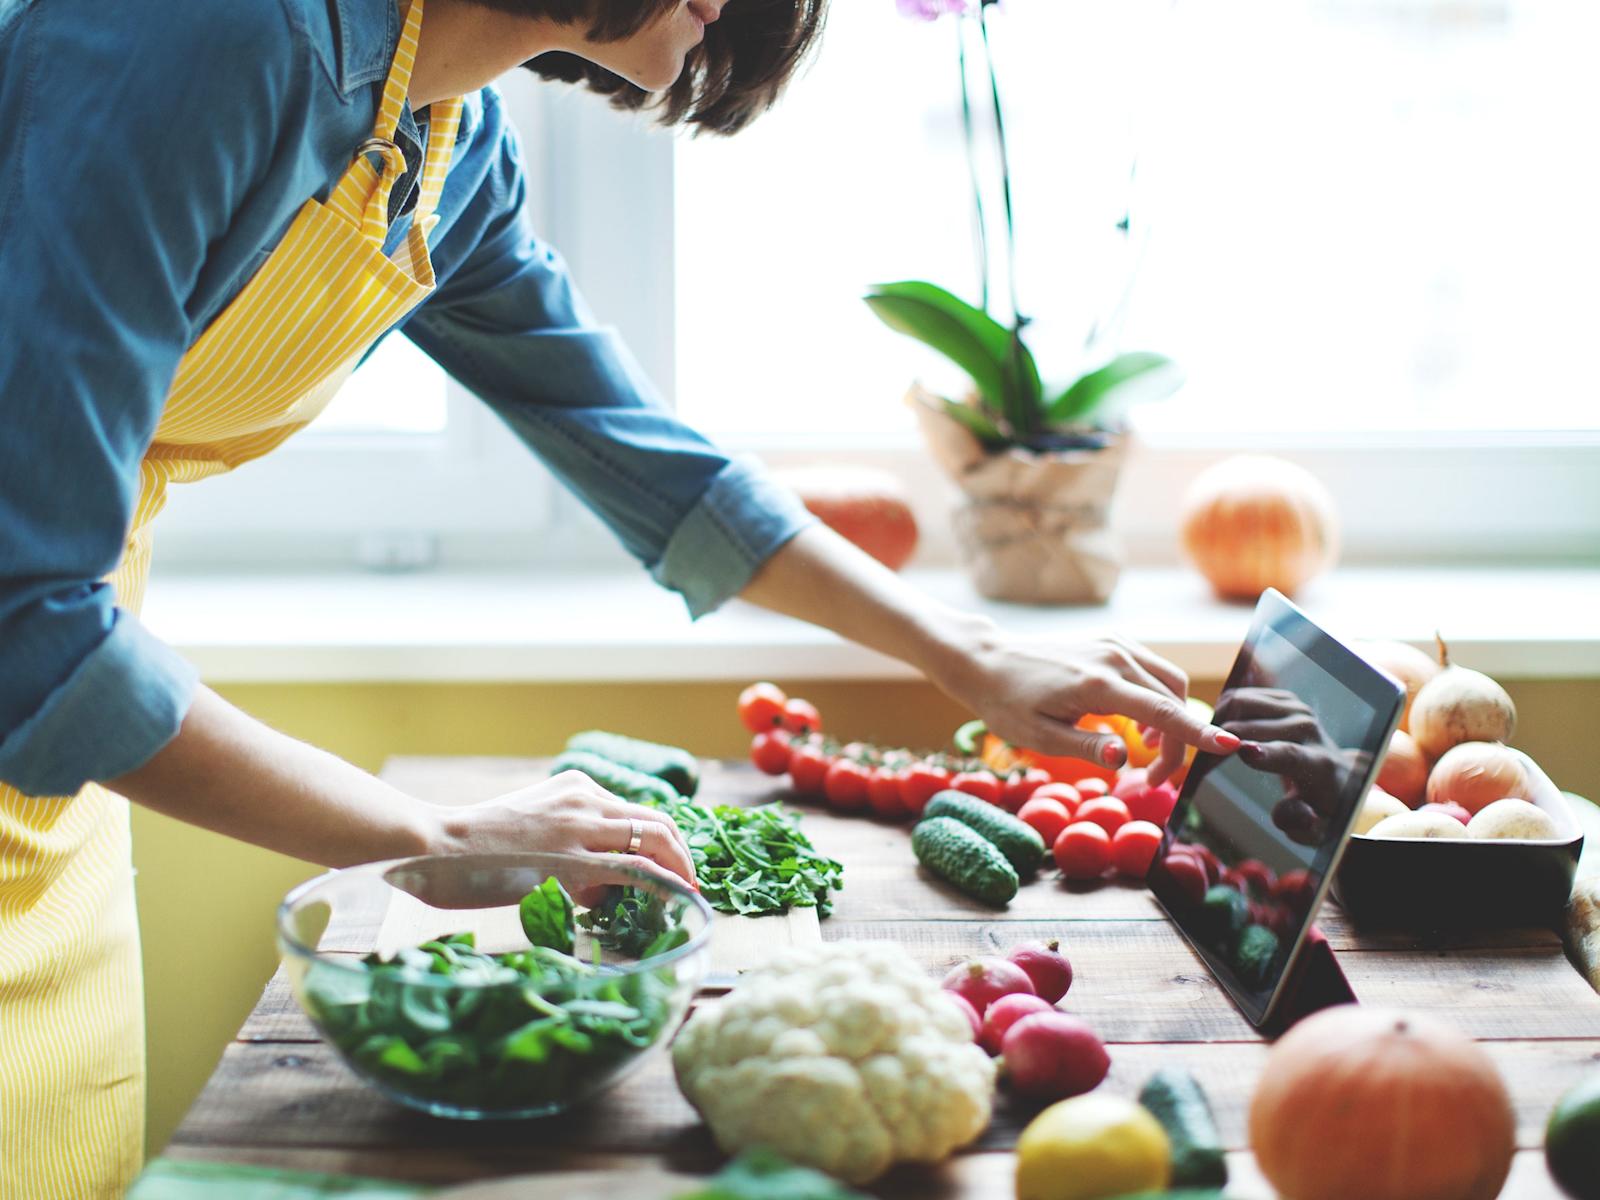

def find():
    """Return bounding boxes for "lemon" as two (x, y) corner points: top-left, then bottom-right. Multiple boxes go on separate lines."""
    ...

(1015, 1094), (1171, 1200)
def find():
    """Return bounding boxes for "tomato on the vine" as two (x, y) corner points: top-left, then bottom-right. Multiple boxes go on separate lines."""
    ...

(779, 697), (823, 735)
(950, 770), (1002, 807)
(1031, 782), (1083, 818)
(823, 759), (871, 810)
(999, 767), (1052, 813)
(898, 761), (953, 816)
(749, 730), (792, 776)
(737, 682), (788, 733)
(867, 767), (906, 818)
(787, 744), (831, 796)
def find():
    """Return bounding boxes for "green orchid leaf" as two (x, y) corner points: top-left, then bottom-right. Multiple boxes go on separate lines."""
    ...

(864, 281), (1039, 423)
(518, 876), (576, 954)
(1046, 351), (1183, 429)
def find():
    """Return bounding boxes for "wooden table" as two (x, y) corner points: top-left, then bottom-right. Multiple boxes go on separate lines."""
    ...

(165, 757), (1600, 1198)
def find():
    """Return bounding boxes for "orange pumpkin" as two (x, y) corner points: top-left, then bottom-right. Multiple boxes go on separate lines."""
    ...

(1249, 1006), (1515, 1200)
(1179, 455), (1340, 601)
(773, 464), (919, 571)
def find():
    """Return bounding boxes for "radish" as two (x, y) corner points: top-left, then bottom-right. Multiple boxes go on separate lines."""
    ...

(979, 992), (1053, 1056)
(941, 957), (1036, 1016)
(1001, 1011), (1110, 1100)
(1006, 940), (1074, 1004)
(943, 991), (982, 1040)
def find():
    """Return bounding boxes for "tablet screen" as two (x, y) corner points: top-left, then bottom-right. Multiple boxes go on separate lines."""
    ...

(1148, 590), (1404, 1026)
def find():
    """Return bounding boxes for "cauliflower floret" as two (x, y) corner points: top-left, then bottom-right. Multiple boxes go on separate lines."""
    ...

(672, 941), (996, 1183)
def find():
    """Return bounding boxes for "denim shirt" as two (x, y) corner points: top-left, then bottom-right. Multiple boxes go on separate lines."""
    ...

(0, 0), (813, 797)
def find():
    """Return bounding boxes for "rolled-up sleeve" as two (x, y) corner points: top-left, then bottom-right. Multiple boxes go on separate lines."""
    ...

(402, 96), (814, 619)
(0, 0), (295, 795)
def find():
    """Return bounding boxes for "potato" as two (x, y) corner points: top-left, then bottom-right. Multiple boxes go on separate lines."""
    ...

(1367, 811), (1470, 839)
(1466, 798), (1564, 842)
(1353, 788), (1409, 835)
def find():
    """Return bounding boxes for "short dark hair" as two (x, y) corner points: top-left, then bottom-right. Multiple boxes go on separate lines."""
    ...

(477, 0), (828, 136)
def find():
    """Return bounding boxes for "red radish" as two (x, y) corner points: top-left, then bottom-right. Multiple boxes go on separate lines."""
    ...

(1112, 768), (1150, 801)
(1124, 782), (1180, 827)
(1076, 796), (1131, 837)
(943, 991), (982, 1040)
(1001, 1012), (1111, 1100)
(1016, 796), (1073, 847)
(1417, 801), (1471, 826)
(1007, 940), (1074, 1004)
(941, 957), (1037, 1016)
(980, 992), (1054, 1055)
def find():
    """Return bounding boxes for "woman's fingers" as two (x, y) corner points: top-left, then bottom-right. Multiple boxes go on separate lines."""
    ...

(1105, 635), (1190, 703)
(597, 815), (697, 888)
(1099, 679), (1241, 757)
(1146, 734), (1189, 789)
(1026, 716), (1130, 769)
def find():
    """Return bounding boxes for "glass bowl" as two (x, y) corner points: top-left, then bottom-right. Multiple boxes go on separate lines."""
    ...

(277, 852), (712, 1120)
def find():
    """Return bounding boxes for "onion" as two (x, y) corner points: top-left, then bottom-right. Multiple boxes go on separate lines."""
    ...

(1425, 742), (1531, 815)
(1354, 640), (1442, 732)
(1407, 637), (1516, 759)
(1376, 730), (1430, 808)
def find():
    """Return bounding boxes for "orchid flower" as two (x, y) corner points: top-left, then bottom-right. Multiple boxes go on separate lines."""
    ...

(895, 0), (973, 18)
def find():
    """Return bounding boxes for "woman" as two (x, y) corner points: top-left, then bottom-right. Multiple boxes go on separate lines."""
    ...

(0, 0), (1239, 1193)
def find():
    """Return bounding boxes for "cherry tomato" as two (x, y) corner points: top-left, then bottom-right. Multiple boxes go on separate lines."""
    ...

(1016, 796), (1073, 847)
(1124, 782), (1180, 829)
(1234, 859), (1278, 898)
(823, 759), (872, 811)
(749, 730), (792, 776)
(738, 682), (788, 732)
(1273, 868), (1318, 916)
(787, 745), (831, 796)
(1186, 843), (1222, 886)
(1073, 777), (1111, 799)
(950, 770), (1002, 807)
(899, 762), (954, 816)
(780, 697), (823, 735)
(1111, 820), (1164, 879)
(999, 767), (1052, 813)
(1053, 821), (1113, 880)
(867, 767), (907, 819)
(1075, 796), (1131, 838)
(1031, 782), (1083, 818)
(1154, 850), (1208, 906)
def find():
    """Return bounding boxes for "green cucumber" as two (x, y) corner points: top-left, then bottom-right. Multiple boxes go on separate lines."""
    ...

(549, 750), (681, 807)
(565, 730), (700, 797)
(1233, 924), (1280, 988)
(912, 817), (1019, 907)
(924, 789), (1046, 874)
(1137, 1068), (1229, 1187)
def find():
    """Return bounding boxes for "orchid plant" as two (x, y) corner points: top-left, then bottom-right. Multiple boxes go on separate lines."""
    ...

(868, 0), (1180, 452)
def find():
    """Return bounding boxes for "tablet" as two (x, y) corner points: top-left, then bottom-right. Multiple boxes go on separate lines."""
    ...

(1148, 589), (1405, 1028)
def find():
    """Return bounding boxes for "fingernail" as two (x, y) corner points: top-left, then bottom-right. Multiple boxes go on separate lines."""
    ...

(1214, 730), (1242, 751)
(1239, 742), (1264, 764)
(1100, 740), (1125, 766)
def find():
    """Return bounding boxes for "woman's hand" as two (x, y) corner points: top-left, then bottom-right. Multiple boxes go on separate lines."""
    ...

(428, 770), (698, 900)
(932, 626), (1241, 781)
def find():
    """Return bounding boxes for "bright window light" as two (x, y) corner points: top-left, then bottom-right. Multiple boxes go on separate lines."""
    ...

(311, 333), (449, 435)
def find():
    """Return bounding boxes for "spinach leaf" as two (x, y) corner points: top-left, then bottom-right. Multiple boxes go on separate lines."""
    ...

(518, 876), (576, 953)
(673, 1149), (870, 1200)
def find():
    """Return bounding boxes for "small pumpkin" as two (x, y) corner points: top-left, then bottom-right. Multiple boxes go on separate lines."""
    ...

(1179, 455), (1339, 601)
(1249, 1005), (1515, 1200)
(773, 464), (919, 571)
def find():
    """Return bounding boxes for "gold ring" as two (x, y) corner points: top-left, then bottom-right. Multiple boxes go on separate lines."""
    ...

(626, 819), (644, 855)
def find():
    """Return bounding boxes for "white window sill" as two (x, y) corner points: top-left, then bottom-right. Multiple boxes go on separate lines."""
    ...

(140, 565), (1600, 684)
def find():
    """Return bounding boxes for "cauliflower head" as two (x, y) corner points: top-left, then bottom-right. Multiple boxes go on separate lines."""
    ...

(671, 940), (996, 1184)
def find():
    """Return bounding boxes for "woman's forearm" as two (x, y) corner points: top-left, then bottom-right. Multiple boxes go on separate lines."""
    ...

(108, 685), (441, 867)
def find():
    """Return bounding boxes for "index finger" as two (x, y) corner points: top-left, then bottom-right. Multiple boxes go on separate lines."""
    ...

(1099, 679), (1241, 757)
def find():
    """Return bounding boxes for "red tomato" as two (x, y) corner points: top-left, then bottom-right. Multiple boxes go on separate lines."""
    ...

(1031, 782), (1083, 818)
(1111, 820), (1164, 879)
(1073, 777), (1111, 799)
(787, 745), (831, 796)
(999, 768), (1053, 813)
(1272, 868), (1318, 915)
(1155, 850), (1208, 906)
(867, 767), (907, 819)
(899, 762), (953, 816)
(1075, 796), (1131, 838)
(823, 759), (872, 811)
(737, 682), (788, 732)
(1234, 859), (1278, 898)
(1052, 821), (1113, 881)
(780, 697), (823, 735)
(1016, 796), (1073, 847)
(749, 730), (792, 776)
(1124, 782), (1179, 828)
(1187, 843), (1222, 886)
(950, 770), (1002, 807)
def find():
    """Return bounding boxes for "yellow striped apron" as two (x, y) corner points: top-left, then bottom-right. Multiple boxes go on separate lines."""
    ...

(0, 0), (461, 1192)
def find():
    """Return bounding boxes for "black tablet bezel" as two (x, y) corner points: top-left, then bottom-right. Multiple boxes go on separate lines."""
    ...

(1149, 588), (1404, 1028)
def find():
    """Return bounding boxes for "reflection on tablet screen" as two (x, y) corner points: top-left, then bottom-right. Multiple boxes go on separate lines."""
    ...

(1149, 593), (1402, 1026)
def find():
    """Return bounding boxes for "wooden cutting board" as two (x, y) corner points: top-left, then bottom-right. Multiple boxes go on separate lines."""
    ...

(376, 756), (823, 978)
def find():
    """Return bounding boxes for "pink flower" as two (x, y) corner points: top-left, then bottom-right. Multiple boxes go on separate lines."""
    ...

(896, 0), (973, 19)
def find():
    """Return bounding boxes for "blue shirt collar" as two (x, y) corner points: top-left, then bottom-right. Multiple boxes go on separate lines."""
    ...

(329, 0), (400, 96)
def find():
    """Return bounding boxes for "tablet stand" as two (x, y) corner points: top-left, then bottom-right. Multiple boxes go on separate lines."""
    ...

(1263, 925), (1358, 1036)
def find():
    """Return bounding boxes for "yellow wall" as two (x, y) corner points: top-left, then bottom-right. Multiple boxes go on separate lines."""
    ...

(135, 676), (1600, 1157)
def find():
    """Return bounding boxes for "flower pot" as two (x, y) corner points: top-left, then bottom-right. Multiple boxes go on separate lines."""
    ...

(909, 384), (1127, 604)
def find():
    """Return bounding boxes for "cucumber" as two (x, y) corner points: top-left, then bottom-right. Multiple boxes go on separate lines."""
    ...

(1200, 884), (1249, 945)
(1137, 1068), (1229, 1187)
(923, 789), (1046, 874)
(565, 730), (699, 798)
(1233, 923), (1280, 988)
(912, 817), (1019, 907)
(549, 749), (681, 807)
